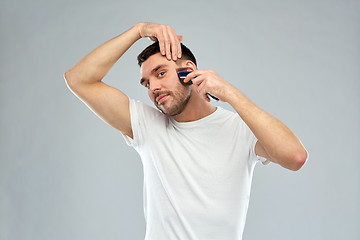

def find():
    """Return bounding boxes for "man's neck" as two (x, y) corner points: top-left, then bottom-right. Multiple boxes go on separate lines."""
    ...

(172, 94), (217, 123)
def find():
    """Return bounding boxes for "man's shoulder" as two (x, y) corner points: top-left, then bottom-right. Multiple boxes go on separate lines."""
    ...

(130, 98), (158, 112)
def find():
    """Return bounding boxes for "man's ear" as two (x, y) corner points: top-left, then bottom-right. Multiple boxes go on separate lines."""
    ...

(184, 60), (197, 71)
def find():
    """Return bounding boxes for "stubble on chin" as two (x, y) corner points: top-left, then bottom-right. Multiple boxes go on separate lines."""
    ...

(156, 87), (192, 116)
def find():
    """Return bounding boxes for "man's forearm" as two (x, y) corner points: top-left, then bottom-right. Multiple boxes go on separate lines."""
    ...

(64, 24), (141, 85)
(227, 87), (307, 168)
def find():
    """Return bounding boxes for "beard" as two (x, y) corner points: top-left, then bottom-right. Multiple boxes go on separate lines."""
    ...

(154, 85), (192, 116)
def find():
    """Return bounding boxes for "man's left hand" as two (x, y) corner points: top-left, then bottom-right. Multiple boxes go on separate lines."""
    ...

(183, 70), (236, 102)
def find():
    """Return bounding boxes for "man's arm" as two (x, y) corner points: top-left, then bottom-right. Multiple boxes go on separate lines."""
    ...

(226, 88), (308, 171)
(64, 22), (182, 138)
(183, 70), (308, 171)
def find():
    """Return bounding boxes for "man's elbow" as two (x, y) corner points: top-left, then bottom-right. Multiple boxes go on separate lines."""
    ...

(63, 70), (77, 89)
(289, 149), (308, 171)
(64, 70), (72, 83)
(64, 70), (70, 83)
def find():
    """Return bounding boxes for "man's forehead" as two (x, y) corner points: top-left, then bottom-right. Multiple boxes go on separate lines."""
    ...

(140, 53), (176, 76)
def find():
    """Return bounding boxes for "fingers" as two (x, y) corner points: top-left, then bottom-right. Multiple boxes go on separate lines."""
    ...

(183, 71), (209, 101)
(139, 23), (182, 61)
(197, 80), (211, 102)
(162, 26), (181, 61)
(183, 70), (220, 102)
(169, 29), (180, 61)
(162, 29), (172, 60)
(183, 70), (205, 84)
(154, 31), (166, 55)
(149, 36), (158, 42)
(144, 24), (181, 61)
(177, 36), (183, 58)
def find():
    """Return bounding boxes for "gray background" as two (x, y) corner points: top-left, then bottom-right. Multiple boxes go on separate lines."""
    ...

(1, 0), (359, 239)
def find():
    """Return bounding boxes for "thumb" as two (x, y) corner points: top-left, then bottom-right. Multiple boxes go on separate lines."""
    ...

(149, 36), (158, 42)
(177, 35), (183, 42)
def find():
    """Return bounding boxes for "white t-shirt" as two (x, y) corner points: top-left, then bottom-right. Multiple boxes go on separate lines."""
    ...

(122, 99), (270, 240)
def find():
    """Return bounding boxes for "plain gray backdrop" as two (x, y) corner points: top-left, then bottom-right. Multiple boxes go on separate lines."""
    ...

(1, 0), (359, 239)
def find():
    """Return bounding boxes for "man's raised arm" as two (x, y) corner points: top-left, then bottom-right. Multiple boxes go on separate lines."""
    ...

(63, 22), (182, 138)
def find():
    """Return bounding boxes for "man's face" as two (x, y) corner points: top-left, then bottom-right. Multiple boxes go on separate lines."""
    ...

(140, 53), (192, 116)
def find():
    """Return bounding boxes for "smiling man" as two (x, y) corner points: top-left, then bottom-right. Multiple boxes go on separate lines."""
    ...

(64, 22), (308, 240)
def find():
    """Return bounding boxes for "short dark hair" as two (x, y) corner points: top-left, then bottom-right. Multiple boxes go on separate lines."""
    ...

(137, 41), (197, 67)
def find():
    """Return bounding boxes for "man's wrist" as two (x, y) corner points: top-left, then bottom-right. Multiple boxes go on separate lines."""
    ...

(132, 22), (144, 40)
(223, 85), (241, 103)
(226, 86), (254, 109)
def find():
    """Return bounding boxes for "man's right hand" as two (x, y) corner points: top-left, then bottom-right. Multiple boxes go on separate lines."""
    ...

(135, 22), (183, 61)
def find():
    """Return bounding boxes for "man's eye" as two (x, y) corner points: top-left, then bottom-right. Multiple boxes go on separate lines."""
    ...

(142, 81), (150, 88)
(158, 72), (165, 77)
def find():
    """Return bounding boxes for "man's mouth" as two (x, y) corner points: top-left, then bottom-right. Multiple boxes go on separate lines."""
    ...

(156, 94), (170, 104)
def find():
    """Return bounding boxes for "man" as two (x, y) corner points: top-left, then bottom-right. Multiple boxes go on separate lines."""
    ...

(64, 22), (308, 240)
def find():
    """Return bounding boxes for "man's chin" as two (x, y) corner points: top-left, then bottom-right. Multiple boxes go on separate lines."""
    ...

(157, 105), (178, 116)
(154, 88), (191, 116)
(156, 103), (182, 116)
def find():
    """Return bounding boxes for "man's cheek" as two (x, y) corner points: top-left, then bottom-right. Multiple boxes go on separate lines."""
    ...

(148, 91), (154, 101)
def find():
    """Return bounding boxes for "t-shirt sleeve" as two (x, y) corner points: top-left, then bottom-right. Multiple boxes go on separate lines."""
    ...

(121, 98), (147, 148)
(121, 98), (162, 149)
(238, 115), (271, 166)
(249, 132), (271, 165)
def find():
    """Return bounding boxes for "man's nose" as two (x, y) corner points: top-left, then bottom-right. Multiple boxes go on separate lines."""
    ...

(149, 80), (161, 93)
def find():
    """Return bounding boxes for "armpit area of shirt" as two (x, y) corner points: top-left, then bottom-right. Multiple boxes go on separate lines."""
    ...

(121, 132), (133, 146)
(252, 138), (271, 165)
(257, 154), (271, 165)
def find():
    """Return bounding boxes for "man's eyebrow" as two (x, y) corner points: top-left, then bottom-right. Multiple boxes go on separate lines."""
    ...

(151, 64), (167, 74)
(139, 64), (167, 85)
